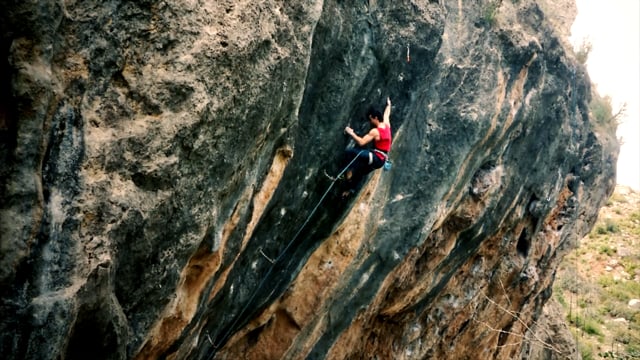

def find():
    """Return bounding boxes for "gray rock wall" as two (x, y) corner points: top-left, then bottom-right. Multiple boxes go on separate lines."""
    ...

(0, 0), (618, 359)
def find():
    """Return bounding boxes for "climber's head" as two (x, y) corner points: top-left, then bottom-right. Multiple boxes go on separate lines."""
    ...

(367, 108), (382, 126)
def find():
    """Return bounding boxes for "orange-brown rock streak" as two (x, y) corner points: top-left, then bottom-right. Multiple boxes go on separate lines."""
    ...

(218, 173), (382, 359)
(135, 146), (292, 359)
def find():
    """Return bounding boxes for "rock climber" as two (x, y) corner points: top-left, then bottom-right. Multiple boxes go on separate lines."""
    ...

(341, 97), (392, 198)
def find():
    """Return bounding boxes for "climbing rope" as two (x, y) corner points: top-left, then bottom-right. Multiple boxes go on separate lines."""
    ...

(208, 149), (364, 356)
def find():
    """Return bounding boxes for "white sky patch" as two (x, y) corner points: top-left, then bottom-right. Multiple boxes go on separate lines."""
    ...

(570, 0), (640, 190)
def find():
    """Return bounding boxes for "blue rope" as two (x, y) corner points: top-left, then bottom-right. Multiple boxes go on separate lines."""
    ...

(209, 149), (364, 354)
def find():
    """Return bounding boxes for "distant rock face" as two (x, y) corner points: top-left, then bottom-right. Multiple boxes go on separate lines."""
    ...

(0, 0), (618, 359)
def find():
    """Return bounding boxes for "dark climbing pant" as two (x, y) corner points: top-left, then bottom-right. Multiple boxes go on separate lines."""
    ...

(343, 147), (384, 192)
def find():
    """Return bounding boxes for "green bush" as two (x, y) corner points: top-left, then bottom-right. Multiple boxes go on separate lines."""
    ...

(600, 301), (635, 321)
(588, 91), (623, 139)
(627, 345), (640, 358)
(595, 219), (620, 235)
(591, 95), (614, 125)
(578, 298), (589, 308)
(598, 275), (617, 288)
(557, 272), (584, 293)
(583, 321), (603, 336)
(599, 245), (617, 256)
(555, 290), (567, 307)
(482, 1), (500, 26)
(608, 280), (640, 302)
(621, 261), (637, 277)
(574, 38), (592, 65)
(614, 326), (640, 346)
(599, 350), (629, 359)
(605, 220), (620, 233)
(578, 340), (595, 360)
(571, 315), (603, 336)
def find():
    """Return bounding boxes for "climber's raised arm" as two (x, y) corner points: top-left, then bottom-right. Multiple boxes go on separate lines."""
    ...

(383, 97), (391, 126)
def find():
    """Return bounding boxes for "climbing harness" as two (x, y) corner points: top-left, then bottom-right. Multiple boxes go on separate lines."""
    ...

(372, 148), (388, 160)
(209, 149), (365, 355)
(372, 149), (392, 171)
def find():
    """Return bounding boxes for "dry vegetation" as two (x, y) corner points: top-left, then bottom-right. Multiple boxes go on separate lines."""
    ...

(555, 186), (640, 359)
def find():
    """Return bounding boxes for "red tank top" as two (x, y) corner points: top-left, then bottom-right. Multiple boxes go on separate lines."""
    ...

(374, 125), (391, 160)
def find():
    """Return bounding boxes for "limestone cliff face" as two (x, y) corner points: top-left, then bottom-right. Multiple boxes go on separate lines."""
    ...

(0, 0), (618, 359)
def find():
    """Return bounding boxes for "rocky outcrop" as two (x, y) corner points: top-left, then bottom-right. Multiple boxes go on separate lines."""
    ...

(521, 298), (580, 360)
(0, 0), (618, 359)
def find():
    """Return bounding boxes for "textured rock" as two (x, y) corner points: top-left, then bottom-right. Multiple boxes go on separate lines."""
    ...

(520, 298), (580, 360)
(0, 0), (618, 359)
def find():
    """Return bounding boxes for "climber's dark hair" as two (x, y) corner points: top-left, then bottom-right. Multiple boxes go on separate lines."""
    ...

(367, 108), (382, 121)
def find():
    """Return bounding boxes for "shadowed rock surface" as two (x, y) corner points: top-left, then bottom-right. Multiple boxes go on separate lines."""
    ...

(0, 0), (618, 359)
